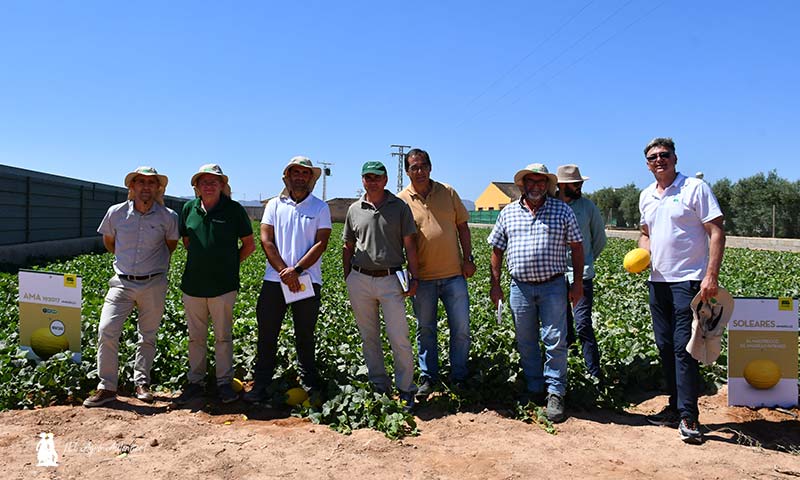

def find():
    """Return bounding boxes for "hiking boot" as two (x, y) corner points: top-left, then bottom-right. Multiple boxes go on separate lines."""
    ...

(646, 405), (680, 427)
(546, 393), (566, 423)
(398, 390), (415, 414)
(678, 418), (704, 444)
(218, 383), (239, 404)
(415, 377), (437, 400)
(83, 389), (117, 408)
(518, 390), (546, 407)
(242, 382), (269, 404)
(135, 384), (154, 403)
(174, 383), (204, 405)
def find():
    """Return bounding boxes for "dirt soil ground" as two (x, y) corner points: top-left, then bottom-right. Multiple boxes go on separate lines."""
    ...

(1, 385), (799, 480)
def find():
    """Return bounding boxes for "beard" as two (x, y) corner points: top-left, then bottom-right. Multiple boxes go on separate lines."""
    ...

(564, 188), (581, 200)
(525, 189), (545, 202)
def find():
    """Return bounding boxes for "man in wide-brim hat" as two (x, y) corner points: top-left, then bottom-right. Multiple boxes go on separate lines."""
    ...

(488, 162), (584, 423)
(83, 166), (179, 408)
(556, 164), (607, 382)
(244, 156), (331, 404)
(175, 163), (255, 405)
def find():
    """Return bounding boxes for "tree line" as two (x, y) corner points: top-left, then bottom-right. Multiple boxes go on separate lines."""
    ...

(585, 171), (800, 238)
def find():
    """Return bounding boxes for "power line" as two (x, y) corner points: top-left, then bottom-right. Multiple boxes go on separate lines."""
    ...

(390, 144), (411, 193)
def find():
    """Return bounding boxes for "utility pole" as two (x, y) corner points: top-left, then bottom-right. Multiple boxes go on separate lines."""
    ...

(319, 162), (333, 201)
(390, 144), (411, 193)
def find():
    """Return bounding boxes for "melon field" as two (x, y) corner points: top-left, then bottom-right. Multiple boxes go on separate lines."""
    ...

(1, 224), (798, 439)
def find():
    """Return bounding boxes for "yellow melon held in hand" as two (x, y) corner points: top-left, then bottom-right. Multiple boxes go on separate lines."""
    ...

(743, 359), (781, 389)
(623, 248), (651, 274)
(30, 327), (69, 360)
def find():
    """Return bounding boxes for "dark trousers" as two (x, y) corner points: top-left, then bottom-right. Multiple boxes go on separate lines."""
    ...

(254, 280), (321, 389)
(648, 280), (701, 421)
(566, 278), (602, 377)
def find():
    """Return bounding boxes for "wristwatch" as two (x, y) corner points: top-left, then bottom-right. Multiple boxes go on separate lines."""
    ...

(294, 265), (304, 275)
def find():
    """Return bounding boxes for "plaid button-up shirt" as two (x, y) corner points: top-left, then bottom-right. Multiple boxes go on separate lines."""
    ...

(487, 196), (583, 283)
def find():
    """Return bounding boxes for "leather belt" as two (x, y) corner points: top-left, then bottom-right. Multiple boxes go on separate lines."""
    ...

(119, 272), (163, 281)
(352, 265), (401, 277)
(525, 273), (564, 285)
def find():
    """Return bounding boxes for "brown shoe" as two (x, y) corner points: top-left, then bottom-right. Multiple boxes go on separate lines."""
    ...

(83, 389), (117, 407)
(135, 385), (154, 403)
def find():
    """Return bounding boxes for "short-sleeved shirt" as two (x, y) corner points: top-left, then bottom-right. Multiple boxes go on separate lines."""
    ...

(180, 194), (253, 297)
(97, 200), (179, 276)
(487, 196), (583, 283)
(639, 173), (723, 283)
(397, 180), (469, 280)
(261, 192), (332, 286)
(343, 190), (416, 270)
(564, 197), (607, 282)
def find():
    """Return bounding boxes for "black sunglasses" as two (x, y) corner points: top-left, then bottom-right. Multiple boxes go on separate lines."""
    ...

(646, 151), (672, 163)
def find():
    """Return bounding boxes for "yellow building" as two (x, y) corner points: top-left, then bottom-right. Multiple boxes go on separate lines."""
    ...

(474, 182), (519, 211)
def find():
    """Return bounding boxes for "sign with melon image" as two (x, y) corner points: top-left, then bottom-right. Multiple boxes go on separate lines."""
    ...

(18, 270), (82, 363)
(728, 297), (798, 408)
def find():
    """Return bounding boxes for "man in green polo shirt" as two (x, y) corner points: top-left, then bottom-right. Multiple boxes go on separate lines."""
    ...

(343, 161), (420, 412)
(175, 163), (255, 405)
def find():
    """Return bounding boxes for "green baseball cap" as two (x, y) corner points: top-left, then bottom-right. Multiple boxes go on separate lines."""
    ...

(361, 161), (387, 176)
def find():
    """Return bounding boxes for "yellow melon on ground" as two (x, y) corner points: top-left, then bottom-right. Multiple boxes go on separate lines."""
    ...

(285, 387), (309, 406)
(231, 378), (244, 393)
(623, 248), (651, 274)
(743, 359), (781, 389)
(30, 327), (69, 360)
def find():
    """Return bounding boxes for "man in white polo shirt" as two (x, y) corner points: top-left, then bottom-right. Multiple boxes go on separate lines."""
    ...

(638, 137), (725, 445)
(243, 156), (332, 403)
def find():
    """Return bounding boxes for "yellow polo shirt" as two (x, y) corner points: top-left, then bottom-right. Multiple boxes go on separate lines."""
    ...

(397, 180), (469, 280)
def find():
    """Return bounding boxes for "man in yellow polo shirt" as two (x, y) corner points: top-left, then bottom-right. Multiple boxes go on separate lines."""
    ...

(398, 148), (475, 399)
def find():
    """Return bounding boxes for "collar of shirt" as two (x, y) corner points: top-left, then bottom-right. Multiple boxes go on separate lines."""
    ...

(516, 195), (553, 215)
(647, 172), (686, 199)
(126, 199), (156, 217)
(360, 190), (397, 210)
(196, 193), (229, 214)
(404, 180), (438, 200)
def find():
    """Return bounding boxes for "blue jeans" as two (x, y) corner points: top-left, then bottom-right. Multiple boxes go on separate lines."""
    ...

(509, 276), (568, 396)
(566, 278), (602, 378)
(412, 275), (471, 382)
(648, 281), (701, 421)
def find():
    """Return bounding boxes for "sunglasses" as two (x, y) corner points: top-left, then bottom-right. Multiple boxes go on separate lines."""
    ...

(646, 151), (672, 163)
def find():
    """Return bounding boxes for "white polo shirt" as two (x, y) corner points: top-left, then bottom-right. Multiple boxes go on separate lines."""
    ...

(261, 193), (332, 285)
(639, 173), (722, 282)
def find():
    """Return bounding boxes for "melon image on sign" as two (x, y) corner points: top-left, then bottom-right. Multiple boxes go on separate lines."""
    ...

(743, 359), (781, 390)
(30, 325), (69, 360)
(623, 248), (650, 274)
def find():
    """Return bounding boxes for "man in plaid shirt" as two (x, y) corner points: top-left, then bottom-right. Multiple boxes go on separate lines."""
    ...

(488, 163), (584, 423)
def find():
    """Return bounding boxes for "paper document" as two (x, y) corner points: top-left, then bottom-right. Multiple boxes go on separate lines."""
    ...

(496, 299), (504, 325)
(396, 269), (409, 292)
(280, 274), (315, 303)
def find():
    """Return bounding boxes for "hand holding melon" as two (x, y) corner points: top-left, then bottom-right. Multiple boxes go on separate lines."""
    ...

(623, 248), (650, 274)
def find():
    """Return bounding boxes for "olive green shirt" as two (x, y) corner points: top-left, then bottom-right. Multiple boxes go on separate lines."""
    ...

(343, 191), (416, 269)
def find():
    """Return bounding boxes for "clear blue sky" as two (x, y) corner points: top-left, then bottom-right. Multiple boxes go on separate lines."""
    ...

(2, 1), (798, 202)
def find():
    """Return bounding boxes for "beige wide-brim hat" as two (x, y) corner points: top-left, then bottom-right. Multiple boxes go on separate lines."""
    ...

(124, 166), (168, 205)
(282, 156), (322, 194)
(556, 164), (590, 183)
(513, 163), (558, 196)
(686, 286), (734, 365)
(191, 163), (232, 197)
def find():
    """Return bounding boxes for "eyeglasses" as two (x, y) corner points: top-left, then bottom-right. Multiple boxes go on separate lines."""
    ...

(646, 151), (672, 163)
(408, 163), (431, 173)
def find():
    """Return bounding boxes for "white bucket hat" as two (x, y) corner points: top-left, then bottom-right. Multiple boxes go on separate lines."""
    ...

(191, 163), (232, 197)
(282, 156), (322, 195)
(124, 166), (168, 205)
(686, 286), (735, 365)
(513, 163), (558, 196)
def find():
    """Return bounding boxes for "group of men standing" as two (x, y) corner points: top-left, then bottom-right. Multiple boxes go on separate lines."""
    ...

(83, 137), (724, 444)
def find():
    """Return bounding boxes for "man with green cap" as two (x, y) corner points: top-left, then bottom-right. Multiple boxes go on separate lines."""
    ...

(343, 161), (420, 411)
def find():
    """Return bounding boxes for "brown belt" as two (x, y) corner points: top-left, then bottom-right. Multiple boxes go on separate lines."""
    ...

(352, 265), (401, 277)
(119, 272), (163, 281)
(524, 273), (564, 285)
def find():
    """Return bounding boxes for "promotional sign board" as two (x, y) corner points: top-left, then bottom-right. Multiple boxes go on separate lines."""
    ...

(728, 297), (798, 407)
(18, 270), (82, 363)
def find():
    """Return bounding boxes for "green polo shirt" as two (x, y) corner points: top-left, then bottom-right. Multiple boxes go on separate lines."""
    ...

(343, 190), (416, 270)
(180, 194), (253, 297)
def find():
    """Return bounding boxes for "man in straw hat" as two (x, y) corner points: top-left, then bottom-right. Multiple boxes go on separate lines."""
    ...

(243, 156), (332, 404)
(397, 148), (475, 399)
(487, 163), (584, 423)
(175, 164), (255, 405)
(343, 161), (420, 412)
(639, 137), (725, 444)
(83, 166), (179, 407)
(556, 164), (607, 382)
